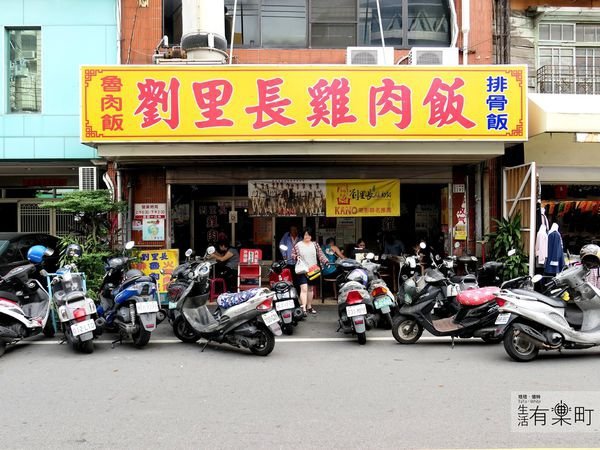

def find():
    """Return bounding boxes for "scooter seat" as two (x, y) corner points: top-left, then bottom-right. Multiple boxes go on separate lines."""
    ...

(217, 288), (261, 309)
(511, 289), (566, 308)
(457, 286), (500, 306)
(0, 290), (20, 303)
(54, 290), (86, 305)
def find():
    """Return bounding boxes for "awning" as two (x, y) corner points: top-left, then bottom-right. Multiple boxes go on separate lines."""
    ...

(529, 93), (600, 137)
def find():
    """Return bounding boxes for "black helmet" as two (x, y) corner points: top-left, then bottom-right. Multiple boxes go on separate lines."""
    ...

(65, 243), (83, 258)
(271, 261), (283, 274)
(580, 244), (600, 268)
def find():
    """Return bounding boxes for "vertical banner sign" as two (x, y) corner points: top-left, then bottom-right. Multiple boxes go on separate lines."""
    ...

(326, 179), (400, 217)
(134, 203), (167, 240)
(132, 249), (179, 293)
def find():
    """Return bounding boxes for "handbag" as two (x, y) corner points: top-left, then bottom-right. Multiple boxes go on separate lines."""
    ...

(307, 264), (321, 281)
(295, 259), (308, 274)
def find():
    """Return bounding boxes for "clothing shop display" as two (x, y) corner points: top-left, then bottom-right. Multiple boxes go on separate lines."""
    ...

(535, 224), (548, 266)
(545, 223), (564, 274)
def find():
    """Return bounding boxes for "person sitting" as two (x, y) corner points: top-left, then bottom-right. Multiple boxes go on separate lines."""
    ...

(210, 240), (240, 292)
(351, 238), (367, 260)
(322, 237), (344, 277)
(383, 233), (405, 256)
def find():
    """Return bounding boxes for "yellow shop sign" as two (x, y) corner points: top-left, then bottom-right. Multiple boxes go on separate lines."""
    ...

(82, 65), (526, 143)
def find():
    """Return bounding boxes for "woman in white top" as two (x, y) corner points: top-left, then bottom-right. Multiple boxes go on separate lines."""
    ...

(291, 227), (329, 315)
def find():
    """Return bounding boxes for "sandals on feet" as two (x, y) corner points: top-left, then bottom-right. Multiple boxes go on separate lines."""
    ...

(307, 307), (317, 315)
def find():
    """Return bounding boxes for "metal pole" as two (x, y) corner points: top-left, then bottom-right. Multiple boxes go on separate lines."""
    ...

(229, 0), (238, 64)
(375, 0), (386, 55)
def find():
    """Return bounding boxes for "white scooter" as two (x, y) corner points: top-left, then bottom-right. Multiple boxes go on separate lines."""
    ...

(495, 244), (600, 362)
(0, 245), (55, 357)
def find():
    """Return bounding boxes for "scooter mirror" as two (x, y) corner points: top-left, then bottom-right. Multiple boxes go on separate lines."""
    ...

(44, 248), (55, 257)
(366, 252), (375, 260)
(125, 241), (135, 250)
(185, 249), (193, 257)
(471, 256), (478, 261)
(532, 274), (543, 283)
(279, 244), (288, 252)
(507, 249), (516, 257)
(408, 257), (417, 269)
(419, 242), (427, 250)
(206, 246), (216, 255)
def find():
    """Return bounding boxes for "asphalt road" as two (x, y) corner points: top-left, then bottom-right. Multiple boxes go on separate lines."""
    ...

(1, 305), (599, 449)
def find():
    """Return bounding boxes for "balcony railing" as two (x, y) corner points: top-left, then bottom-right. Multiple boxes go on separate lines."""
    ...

(537, 65), (600, 95)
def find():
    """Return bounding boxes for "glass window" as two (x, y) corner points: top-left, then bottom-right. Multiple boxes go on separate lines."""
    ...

(261, 0), (307, 47)
(359, 0), (403, 47)
(407, 0), (450, 47)
(311, 23), (356, 48)
(539, 23), (550, 41)
(7, 28), (41, 113)
(225, 0), (260, 47)
(310, 0), (356, 48)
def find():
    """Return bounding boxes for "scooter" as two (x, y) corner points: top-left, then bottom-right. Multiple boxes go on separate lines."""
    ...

(495, 245), (600, 362)
(268, 245), (303, 335)
(391, 256), (504, 345)
(167, 248), (213, 326)
(48, 244), (99, 353)
(0, 245), (55, 357)
(335, 257), (378, 345)
(172, 252), (282, 355)
(97, 241), (164, 348)
(361, 253), (398, 329)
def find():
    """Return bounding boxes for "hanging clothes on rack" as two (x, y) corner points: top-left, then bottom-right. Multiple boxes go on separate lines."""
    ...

(535, 224), (548, 266)
(545, 223), (564, 274)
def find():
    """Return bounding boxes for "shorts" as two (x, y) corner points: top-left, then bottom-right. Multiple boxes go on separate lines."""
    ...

(295, 273), (319, 286)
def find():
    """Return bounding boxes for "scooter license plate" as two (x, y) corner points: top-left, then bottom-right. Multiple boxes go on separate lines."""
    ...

(374, 297), (393, 309)
(136, 301), (159, 314)
(346, 304), (367, 318)
(71, 318), (96, 337)
(495, 313), (511, 325)
(275, 300), (295, 311)
(262, 310), (280, 326)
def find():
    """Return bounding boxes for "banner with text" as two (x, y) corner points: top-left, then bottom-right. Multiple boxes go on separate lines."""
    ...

(326, 179), (400, 217)
(81, 65), (526, 143)
(132, 249), (179, 293)
(249, 179), (326, 216)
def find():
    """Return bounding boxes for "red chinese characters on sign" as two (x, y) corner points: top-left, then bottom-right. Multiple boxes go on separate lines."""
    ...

(134, 78), (181, 129)
(423, 77), (475, 129)
(245, 78), (295, 130)
(369, 78), (412, 129)
(307, 78), (357, 128)
(192, 79), (234, 128)
(100, 76), (124, 131)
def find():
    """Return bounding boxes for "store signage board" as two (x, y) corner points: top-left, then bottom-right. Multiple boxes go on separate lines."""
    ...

(131, 249), (179, 293)
(249, 179), (399, 217)
(81, 65), (526, 143)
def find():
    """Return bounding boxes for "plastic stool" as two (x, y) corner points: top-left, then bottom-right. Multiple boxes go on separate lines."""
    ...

(210, 278), (227, 302)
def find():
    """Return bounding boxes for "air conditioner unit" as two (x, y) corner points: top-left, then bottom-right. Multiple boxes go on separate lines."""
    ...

(79, 167), (97, 191)
(408, 47), (459, 65)
(346, 47), (395, 65)
(21, 50), (36, 60)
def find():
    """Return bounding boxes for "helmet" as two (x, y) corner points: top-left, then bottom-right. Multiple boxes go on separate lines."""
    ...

(27, 245), (53, 264)
(65, 243), (83, 258)
(271, 261), (283, 274)
(580, 244), (600, 268)
(124, 269), (143, 280)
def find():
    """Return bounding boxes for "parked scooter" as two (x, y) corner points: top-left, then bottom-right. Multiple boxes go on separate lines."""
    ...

(96, 241), (164, 348)
(172, 247), (282, 355)
(167, 248), (214, 326)
(335, 257), (377, 345)
(391, 252), (504, 344)
(269, 245), (303, 335)
(48, 243), (100, 354)
(0, 245), (55, 357)
(495, 244), (600, 362)
(362, 254), (398, 329)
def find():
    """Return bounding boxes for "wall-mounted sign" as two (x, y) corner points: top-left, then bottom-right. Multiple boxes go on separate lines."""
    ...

(82, 65), (526, 143)
(326, 179), (400, 217)
(132, 249), (179, 293)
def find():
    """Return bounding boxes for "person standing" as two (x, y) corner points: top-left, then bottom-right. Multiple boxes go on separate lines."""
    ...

(279, 225), (300, 267)
(292, 227), (329, 315)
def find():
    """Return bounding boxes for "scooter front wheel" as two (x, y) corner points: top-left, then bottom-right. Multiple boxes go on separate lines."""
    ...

(503, 324), (539, 362)
(250, 323), (275, 356)
(391, 315), (423, 344)
(173, 316), (201, 343)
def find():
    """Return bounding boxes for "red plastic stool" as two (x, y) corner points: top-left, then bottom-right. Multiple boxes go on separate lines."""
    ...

(209, 278), (227, 302)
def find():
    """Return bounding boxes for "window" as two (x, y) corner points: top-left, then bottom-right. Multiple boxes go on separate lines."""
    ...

(538, 23), (575, 42)
(7, 28), (42, 113)
(224, 0), (450, 48)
